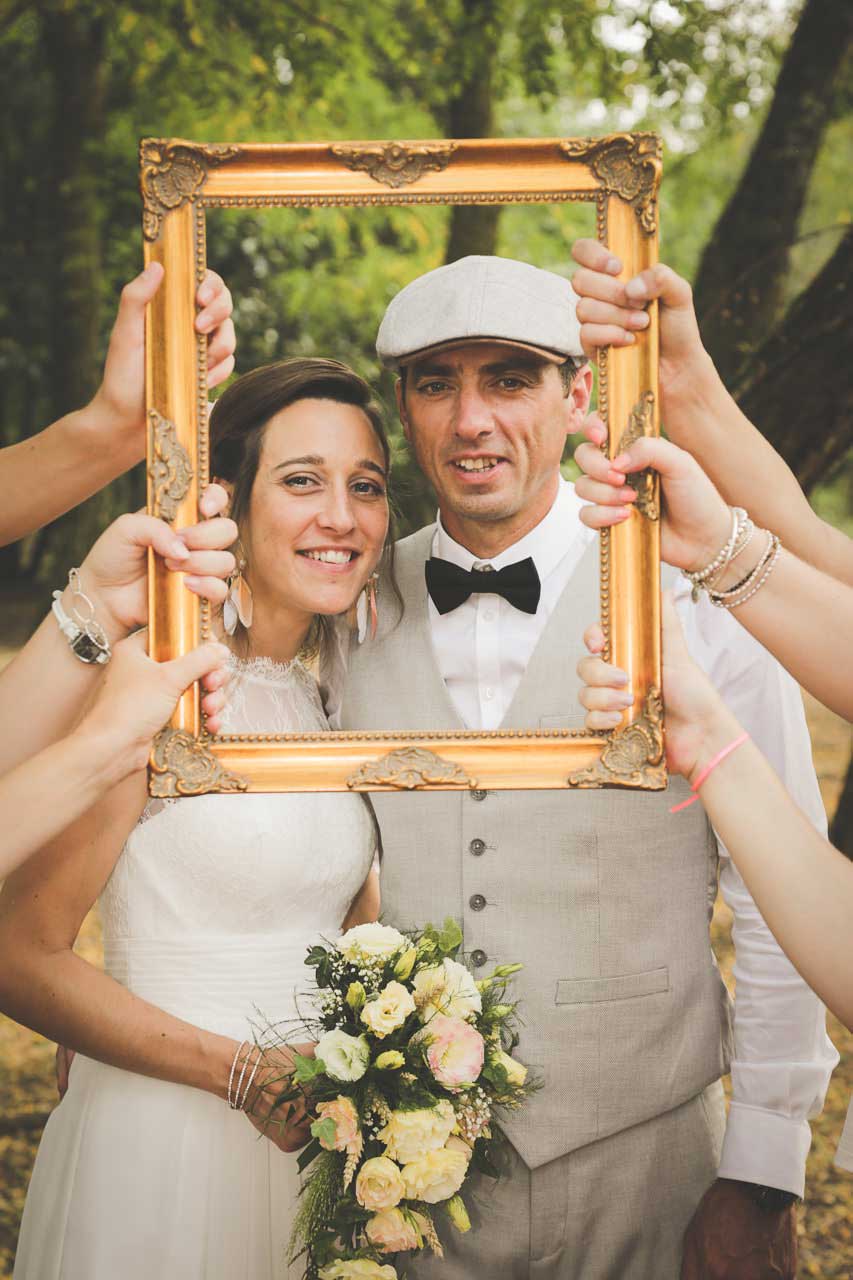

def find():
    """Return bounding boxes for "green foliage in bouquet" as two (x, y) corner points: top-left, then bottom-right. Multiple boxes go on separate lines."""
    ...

(259, 919), (536, 1279)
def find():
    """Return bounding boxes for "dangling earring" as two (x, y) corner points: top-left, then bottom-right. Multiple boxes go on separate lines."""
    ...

(355, 573), (379, 644)
(223, 546), (253, 636)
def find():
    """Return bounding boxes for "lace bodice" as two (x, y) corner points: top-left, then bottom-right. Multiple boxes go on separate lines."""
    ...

(100, 655), (374, 948)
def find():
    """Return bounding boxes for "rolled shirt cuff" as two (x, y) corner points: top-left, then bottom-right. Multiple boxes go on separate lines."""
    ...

(718, 1102), (812, 1197)
(835, 1097), (853, 1173)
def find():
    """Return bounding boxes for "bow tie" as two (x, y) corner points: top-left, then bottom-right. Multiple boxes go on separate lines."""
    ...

(425, 556), (541, 616)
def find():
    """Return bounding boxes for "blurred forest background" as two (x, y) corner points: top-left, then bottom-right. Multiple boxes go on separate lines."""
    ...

(1, 1), (853, 1274)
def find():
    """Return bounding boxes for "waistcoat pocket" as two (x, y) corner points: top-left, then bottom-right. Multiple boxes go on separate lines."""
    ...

(555, 966), (669, 1005)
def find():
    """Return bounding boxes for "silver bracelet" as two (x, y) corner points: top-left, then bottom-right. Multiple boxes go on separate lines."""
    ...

(237, 1046), (263, 1113)
(227, 1040), (249, 1109)
(51, 568), (112, 665)
(710, 533), (781, 609)
(706, 519), (756, 592)
(682, 508), (749, 602)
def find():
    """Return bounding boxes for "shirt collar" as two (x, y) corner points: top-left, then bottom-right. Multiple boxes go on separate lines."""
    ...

(433, 476), (593, 581)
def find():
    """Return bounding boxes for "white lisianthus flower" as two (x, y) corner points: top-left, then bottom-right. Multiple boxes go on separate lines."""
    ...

(361, 981), (417, 1039)
(401, 1147), (469, 1204)
(338, 923), (407, 963)
(316, 1029), (371, 1082)
(412, 958), (482, 1022)
(379, 1099), (456, 1164)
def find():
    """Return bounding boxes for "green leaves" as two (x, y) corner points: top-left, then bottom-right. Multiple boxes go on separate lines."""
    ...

(293, 1052), (326, 1084)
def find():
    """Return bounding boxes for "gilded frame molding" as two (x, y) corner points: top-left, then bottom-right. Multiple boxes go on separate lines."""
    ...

(143, 134), (663, 795)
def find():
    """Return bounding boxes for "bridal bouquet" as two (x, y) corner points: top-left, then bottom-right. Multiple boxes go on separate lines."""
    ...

(278, 919), (534, 1279)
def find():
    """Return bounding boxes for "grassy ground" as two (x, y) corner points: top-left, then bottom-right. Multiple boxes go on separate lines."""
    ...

(0, 687), (851, 1276)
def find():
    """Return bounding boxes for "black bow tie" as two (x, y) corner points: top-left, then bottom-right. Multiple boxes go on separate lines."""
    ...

(425, 555), (541, 616)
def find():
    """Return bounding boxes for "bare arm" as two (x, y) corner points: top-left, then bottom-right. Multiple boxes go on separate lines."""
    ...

(0, 502), (235, 775)
(579, 600), (853, 1032)
(571, 239), (853, 587)
(0, 265), (234, 547)
(0, 777), (236, 1094)
(0, 777), (312, 1152)
(0, 633), (228, 880)
(575, 431), (853, 720)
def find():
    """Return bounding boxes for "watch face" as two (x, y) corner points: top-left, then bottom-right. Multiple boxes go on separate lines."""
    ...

(72, 631), (106, 664)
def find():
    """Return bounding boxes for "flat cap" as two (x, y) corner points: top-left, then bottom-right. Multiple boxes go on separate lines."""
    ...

(376, 255), (584, 369)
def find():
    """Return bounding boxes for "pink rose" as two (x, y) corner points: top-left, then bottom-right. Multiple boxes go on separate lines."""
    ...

(315, 1096), (360, 1152)
(365, 1207), (428, 1253)
(424, 1014), (485, 1088)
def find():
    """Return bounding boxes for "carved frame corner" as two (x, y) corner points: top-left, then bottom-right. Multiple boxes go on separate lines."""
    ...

(558, 132), (662, 235)
(566, 687), (666, 790)
(150, 727), (248, 797)
(140, 138), (243, 241)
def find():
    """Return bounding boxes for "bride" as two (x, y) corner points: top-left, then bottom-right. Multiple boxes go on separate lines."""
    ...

(0, 357), (394, 1279)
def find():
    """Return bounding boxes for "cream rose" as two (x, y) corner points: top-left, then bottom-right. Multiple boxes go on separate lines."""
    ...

(316, 1029), (371, 1082)
(379, 1100), (455, 1164)
(338, 923), (407, 963)
(318, 1261), (398, 1280)
(424, 1015), (485, 1088)
(401, 1147), (468, 1204)
(412, 958), (482, 1022)
(361, 981), (416, 1039)
(314, 1095), (360, 1152)
(365, 1207), (426, 1253)
(355, 1156), (406, 1212)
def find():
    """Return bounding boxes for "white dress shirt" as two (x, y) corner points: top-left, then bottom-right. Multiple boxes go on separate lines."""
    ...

(429, 477), (839, 1196)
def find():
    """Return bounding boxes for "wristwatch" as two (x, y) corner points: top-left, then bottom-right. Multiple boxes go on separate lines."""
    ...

(743, 1182), (799, 1212)
(51, 591), (112, 665)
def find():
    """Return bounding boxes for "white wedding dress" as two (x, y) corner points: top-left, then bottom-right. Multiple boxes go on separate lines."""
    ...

(13, 655), (375, 1280)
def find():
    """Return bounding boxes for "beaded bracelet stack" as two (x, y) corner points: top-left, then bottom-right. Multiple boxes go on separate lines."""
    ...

(227, 1040), (262, 1112)
(682, 507), (780, 610)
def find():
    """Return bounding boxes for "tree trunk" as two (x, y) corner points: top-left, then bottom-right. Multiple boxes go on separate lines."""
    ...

(692, 0), (853, 386)
(37, 7), (119, 578)
(733, 226), (853, 492)
(42, 7), (107, 421)
(443, 0), (502, 263)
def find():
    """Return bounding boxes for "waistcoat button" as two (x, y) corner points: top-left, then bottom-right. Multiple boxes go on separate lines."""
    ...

(469, 838), (486, 856)
(470, 789), (488, 802)
(470, 949), (487, 968)
(469, 894), (486, 912)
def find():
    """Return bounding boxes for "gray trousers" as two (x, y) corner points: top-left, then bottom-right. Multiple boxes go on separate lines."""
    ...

(408, 1082), (726, 1280)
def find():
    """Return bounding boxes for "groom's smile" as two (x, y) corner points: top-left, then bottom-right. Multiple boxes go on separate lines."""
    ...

(398, 341), (590, 555)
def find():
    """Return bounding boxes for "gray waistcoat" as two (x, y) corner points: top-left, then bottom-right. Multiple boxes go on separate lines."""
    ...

(340, 526), (733, 1169)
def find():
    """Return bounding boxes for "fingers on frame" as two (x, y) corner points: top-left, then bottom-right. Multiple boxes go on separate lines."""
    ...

(207, 353), (236, 390)
(571, 239), (622, 274)
(575, 297), (649, 330)
(575, 476), (637, 507)
(580, 323), (636, 349)
(183, 576), (229, 602)
(165, 550), (235, 577)
(180, 516), (239, 551)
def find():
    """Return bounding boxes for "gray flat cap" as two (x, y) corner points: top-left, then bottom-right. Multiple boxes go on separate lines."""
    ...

(376, 255), (583, 369)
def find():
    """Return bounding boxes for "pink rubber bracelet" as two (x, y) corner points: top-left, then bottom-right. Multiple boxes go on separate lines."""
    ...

(670, 731), (750, 813)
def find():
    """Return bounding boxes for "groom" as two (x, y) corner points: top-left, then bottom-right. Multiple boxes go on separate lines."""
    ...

(338, 255), (836, 1278)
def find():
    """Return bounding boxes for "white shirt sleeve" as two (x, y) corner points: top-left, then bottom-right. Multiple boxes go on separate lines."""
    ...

(673, 580), (840, 1197)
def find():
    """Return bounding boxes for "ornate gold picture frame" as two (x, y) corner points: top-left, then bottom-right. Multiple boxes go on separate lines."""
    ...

(142, 134), (663, 796)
